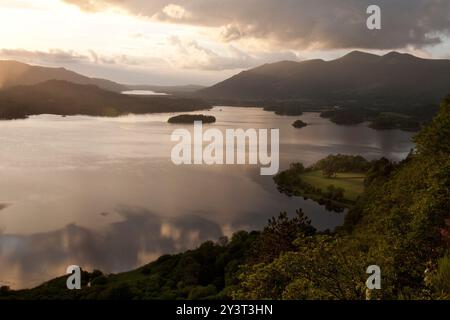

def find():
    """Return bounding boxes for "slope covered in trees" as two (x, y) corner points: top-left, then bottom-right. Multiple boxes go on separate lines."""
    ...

(0, 80), (211, 119)
(236, 95), (450, 299)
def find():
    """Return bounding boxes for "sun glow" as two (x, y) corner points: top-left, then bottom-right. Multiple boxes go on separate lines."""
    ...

(0, 0), (194, 54)
(0, 0), (237, 84)
(0, 0), (448, 85)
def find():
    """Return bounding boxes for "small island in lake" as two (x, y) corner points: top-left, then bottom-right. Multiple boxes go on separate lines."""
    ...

(168, 114), (216, 124)
(292, 120), (308, 128)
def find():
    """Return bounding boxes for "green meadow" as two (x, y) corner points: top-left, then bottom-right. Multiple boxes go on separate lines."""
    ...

(300, 171), (365, 201)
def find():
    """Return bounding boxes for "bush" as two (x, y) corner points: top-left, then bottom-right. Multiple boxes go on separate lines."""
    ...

(188, 285), (218, 300)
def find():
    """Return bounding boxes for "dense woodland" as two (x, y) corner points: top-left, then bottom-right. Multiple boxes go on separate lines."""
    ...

(1, 95), (449, 300)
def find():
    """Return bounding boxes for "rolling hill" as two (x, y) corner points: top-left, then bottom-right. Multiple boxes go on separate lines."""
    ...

(0, 80), (211, 119)
(0, 60), (127, 92)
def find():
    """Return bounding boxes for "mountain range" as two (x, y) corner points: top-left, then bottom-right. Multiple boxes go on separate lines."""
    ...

(198, 51), (450, 107)
(1, 51), (449, 122)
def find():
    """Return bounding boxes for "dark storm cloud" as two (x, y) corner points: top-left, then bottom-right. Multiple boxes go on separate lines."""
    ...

(63, 0), (450, 49)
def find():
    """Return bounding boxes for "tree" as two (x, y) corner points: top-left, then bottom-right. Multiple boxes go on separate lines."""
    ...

(322, 165), (336, 178)
(0, 286), (11, 296)
(251, 210), (316, 263)
(428, 253), (450, 299)
(234, 236), (368, 300)
(325, 185), (345, 200)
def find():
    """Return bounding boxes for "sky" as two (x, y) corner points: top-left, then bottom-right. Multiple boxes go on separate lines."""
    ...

(0, 0), (449, 85)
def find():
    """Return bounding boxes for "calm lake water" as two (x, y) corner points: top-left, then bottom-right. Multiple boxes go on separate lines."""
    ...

(0, 107), (414, 288)
(122, 90), (169, 96)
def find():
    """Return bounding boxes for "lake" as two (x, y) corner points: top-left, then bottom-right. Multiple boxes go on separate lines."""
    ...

(0, 107), (414, 288)
(122, 90), (169, 96)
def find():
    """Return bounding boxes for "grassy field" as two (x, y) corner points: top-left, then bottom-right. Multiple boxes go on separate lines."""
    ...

(300, 171), (365, 201)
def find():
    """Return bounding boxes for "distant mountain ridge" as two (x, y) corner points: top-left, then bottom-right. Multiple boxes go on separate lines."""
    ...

(0, 60), (127, 92)
(198, 51), (450, 106)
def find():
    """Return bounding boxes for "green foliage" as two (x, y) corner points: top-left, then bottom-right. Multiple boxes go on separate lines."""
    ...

(235, 95), (450, 300)
(428, 253), (450, 299)
(323, 185), (345, 201)
(187, 285), (218, 300)
(369, 112), (420, 131)
(363, 157), (395, 187)
(320, 109), (367, 125)
(274, 158), (367, 210)
(320, 105), (435, 131)
(314, 154), (370, 174)
(99, 283), (134, 300)
(263, 105), (303, 116)
(0, 286), (11, 296)
(414, 95), (450, 157)
(234, 235), (368, 300)
(250, 210), (316, 263)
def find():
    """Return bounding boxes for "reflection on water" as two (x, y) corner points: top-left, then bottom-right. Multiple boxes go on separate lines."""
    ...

(0, 208), (222, 288)
(0, 107), (414, 288)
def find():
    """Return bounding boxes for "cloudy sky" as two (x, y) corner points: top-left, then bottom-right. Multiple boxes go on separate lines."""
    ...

(0, 0), (449, 85)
